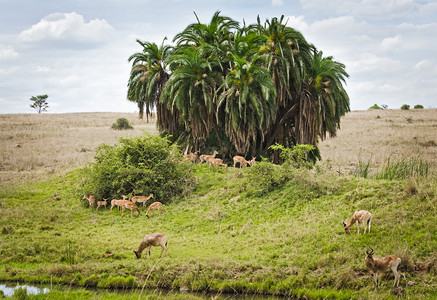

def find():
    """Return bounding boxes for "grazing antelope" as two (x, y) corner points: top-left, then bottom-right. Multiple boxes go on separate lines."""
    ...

(121, 200), (141, 217)
(131, 194), (154, 207)
(110, 195), (128, 212)
(343, 210), (373, 234)
(83, 195), (96, 208)
(146, 201), (163, 218)
(96, 198), (108, 210)
(199, 150), (218, 166)
(209, 158), (228, 171)
(365, 248), (401, 289)
(233, 156), (255, 168)
(133, 232), (167, 259)
(184, 151), (199, 163)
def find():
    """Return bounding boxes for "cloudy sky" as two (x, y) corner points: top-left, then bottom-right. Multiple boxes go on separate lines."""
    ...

(1, 0), (436, 114)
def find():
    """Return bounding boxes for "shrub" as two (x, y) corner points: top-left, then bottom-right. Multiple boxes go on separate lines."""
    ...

(414, 104), (424, 109)
(401, 104), (410, 110)
(79, 134), (192, 202)
(368, 104), (382, 110)
(245, 160), (285, 196)
(111, 117), (133, 130)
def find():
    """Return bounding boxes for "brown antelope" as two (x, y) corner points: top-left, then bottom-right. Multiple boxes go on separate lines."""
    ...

(83, 195), (95, 208)
(184, 151), (199, 163)
(199, 150), (218, 166)
(343, 210), (373, 234)
(110, 195), (128, 212)
(209, 158), (228, 171)
(121, 200), (140, 217)
(146, 201), (163, 218)
(233, 155), (254, 168)
(96, 198), (108, 210)
(133, 232), (167, 259)
(131, 194), (154, 207)
(365, 248), (401, 289)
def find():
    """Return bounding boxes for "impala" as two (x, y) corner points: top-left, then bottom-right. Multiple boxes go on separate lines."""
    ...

(121, 200), (140, 217)
(96, 198), (108, 210)
(110, 195), (128, 212)
(209, 158), (227, 171)
(233, 156), (255, 168)
(343, 210), (373, 234)
(199, 150), (218, 166)
(83, 195), (95, 208)
(131, 194), (154, 207)
(146, 201), (163, 218)
(133, 232), (167, 259)
(184, 151), (199, 163)
(365, 248), (401, 289)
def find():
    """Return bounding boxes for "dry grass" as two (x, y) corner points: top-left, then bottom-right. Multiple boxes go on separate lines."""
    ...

(318, 109), (437, 176)
(0, 113), (156, 188)
(1, 109), (436, 188)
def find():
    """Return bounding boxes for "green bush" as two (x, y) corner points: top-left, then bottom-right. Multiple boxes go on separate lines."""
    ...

(414, 104), (424, 109)
(246, 160), (285, 196)
(401, 104), (410, 110)
(368, 104), (382, 110)
(79, 134), (192, 202)
(111, 117), (133, 130)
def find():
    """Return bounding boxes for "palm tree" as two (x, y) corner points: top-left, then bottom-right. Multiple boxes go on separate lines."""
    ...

(159, 48), (223, 148)
(127, 12), (350, 163)
(127, 38), (172, 121)
(217, 54), (276, 154)
(295, 49), (349, 146)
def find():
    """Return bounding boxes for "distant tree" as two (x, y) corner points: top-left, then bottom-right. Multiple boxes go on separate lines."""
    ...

(30, 95), (49, 114)
(381, 104), (388, 109)
(414, 104), (424, 109)
(401, 104), (410, 110)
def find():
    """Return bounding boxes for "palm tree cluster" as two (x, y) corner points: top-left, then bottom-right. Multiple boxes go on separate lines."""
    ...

(127, 12), (350, 161)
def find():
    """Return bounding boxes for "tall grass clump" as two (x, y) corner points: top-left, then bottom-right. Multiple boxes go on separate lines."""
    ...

(375, 156), (430, 180)
(78, 134), (192, 202)
(352, 159), (371, 178)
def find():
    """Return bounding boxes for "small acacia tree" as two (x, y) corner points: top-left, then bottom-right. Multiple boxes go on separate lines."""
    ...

(30, 95), (49, 114)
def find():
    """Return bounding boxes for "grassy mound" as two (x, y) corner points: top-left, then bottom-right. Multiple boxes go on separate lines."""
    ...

(0, 164), (436, 299)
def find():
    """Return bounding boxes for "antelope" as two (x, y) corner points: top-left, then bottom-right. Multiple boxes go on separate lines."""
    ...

(365, 248), (401, 289)
(233, 155), (255, 168)
(121, 200), (141, 217)
(146, 201), (163, 218)
(199, 150), (218, 166)
(209, 158), (228, 171)
(184, 151), (199, 163)
(110, 195), (128, 212)
(131, 194), (154, 207)
(133, 232), (167, 259)
(96, 198), (108, 210)
(343, 210), (373, 234)
(83, 195), (95, 208)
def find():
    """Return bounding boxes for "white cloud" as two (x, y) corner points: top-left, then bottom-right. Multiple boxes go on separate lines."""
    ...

(18, 12), (115, 45)
(0, 45), (19, 61)
(272, 0), (283, 6)
(380, 35), (402, 51)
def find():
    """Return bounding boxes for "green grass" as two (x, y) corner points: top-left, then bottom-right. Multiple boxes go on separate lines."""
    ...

(1, 164), (436, 299)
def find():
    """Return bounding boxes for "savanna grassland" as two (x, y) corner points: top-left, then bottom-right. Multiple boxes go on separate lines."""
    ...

(0, 110), (436, 299)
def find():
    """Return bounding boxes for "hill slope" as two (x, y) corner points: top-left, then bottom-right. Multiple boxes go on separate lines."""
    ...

(0, 162), (435, 299)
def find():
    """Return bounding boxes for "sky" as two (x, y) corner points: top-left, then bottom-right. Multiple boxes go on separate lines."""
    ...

(1, 0), (437, 114)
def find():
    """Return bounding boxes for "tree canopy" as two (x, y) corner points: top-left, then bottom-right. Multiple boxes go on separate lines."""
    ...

(127, 11), (350, 161)
(30, 94), (49, 114)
